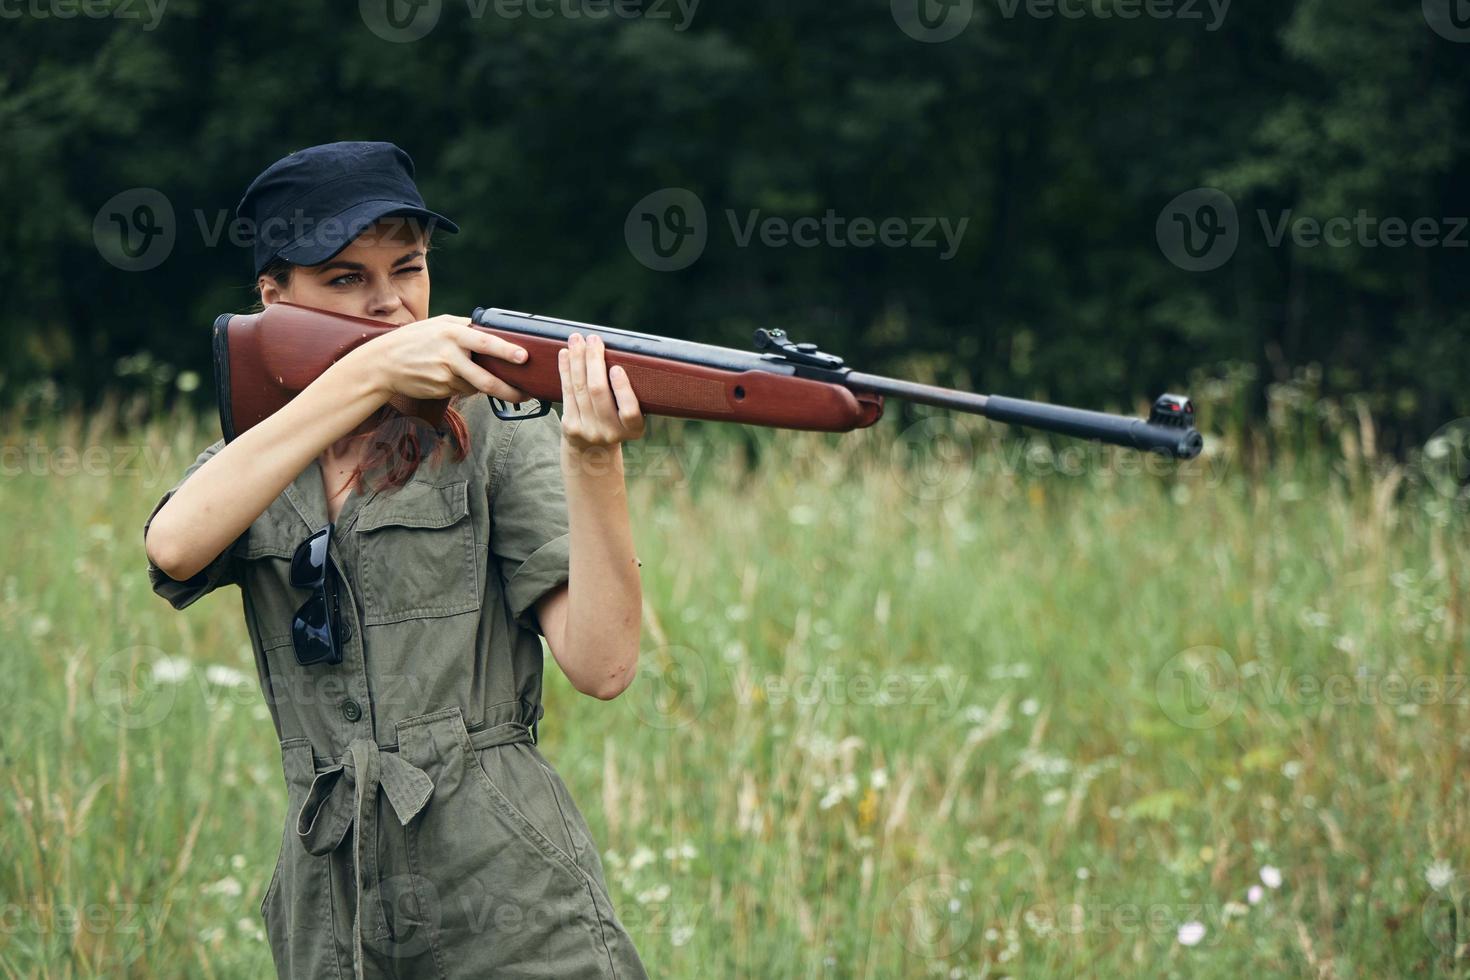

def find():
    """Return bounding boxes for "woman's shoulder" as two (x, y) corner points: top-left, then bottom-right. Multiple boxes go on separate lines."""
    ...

(455, 395), (563, 479)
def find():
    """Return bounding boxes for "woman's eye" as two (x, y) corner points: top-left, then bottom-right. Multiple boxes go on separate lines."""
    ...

(395, 266), (425, 276)
(329, 273), (364, 287)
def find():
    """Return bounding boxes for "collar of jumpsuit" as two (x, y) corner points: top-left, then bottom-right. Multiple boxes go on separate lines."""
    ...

(282, 454), (544, 976)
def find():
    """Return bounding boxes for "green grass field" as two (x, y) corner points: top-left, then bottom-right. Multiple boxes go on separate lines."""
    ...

(2, 388), (1467, 978)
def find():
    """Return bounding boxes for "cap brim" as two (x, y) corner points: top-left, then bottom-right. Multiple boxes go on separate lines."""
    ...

(275, 199), (459, 269)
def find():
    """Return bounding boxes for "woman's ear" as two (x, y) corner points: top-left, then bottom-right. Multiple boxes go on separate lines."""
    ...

(258, 276), (284, 306)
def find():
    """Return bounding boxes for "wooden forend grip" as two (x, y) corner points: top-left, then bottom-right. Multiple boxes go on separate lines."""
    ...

(468, 331), (882, 432)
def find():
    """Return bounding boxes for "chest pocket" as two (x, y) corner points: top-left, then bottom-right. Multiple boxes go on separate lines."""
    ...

(355, 478), (481, 626)
(232, 515), (311, 651)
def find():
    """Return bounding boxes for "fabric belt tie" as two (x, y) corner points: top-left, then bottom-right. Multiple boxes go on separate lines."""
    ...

(292, 722), (536, 978)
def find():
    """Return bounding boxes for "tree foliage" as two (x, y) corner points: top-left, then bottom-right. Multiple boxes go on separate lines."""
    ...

(3, 0), (1466, 443)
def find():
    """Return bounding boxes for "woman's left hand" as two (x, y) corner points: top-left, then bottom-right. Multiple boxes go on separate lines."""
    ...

(557, 332), (646, 451)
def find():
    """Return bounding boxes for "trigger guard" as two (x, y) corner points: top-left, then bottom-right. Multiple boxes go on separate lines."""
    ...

(490, 396), (551, 421)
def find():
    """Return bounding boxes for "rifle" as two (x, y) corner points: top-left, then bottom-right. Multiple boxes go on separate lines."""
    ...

(212, 302), (1203, 460)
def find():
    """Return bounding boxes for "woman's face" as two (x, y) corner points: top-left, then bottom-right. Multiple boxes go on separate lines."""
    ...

(259, 218), (431, 324)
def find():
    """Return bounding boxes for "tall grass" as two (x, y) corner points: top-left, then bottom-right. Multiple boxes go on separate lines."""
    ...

(1, 376), (1466, 978)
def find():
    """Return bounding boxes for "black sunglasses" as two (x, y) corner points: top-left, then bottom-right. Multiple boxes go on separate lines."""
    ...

(291, 523), (343, 667)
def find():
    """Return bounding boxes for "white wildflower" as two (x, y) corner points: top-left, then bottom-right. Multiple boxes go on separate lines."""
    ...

(670, 924), (694, 947)
(819, 773), (859, 810)
(629, 846), (655, 871)
(152, 656), (191, 683)
(1247, 885), (1264, 905)
(1425, 859), (1455, 892)
(1260, 865), (1283, 889)
(1020, 698), (1039, 716)
(205, 876), (242, 897)
(636, 883), (671, 905)
(205, 665), (252, 688)
(1177, 921), (1206, 946)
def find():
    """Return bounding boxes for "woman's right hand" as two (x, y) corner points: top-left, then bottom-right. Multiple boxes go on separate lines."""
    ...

(363, 314), (532, 403)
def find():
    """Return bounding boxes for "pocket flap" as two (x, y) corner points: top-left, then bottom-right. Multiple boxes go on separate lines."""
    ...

(231, 516), (301, 560)
(357, 479), (469, 532)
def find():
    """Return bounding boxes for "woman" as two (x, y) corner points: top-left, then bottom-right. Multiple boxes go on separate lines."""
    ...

(143, 142), (650, 978)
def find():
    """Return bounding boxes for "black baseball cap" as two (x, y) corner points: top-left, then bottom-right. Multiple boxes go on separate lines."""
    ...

(236, 141), (459, 276)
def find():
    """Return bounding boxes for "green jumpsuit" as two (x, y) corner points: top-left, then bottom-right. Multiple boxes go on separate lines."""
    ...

(144, 396), (649, 979)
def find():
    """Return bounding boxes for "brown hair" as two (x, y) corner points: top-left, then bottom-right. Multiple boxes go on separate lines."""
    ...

(253, 254), (471, 498)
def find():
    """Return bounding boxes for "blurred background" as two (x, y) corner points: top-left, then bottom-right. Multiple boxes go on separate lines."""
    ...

(4, 1), (1470, 978)
(5, 0), (1467, 440)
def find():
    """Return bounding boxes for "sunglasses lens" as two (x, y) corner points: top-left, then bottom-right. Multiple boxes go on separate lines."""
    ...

(293, 591), (337, 665)
(290, 525), (331, 589)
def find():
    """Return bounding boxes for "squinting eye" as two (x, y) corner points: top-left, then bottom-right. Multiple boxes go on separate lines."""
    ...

(395, 266), (425, 275)
(329, 273), (364, 287)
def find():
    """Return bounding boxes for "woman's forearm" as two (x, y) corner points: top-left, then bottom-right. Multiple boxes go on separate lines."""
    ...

(145, 345), (391, 581)
(556, 443), (642, 697)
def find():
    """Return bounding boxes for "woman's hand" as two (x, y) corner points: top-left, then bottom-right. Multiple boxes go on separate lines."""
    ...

(364, 314), (532, 404)
(558, 333), (645, 452)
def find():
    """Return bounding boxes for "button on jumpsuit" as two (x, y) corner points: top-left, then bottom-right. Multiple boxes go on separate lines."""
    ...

(144, 397), (649, 979)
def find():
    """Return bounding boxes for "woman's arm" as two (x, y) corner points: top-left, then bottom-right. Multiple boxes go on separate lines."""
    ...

(146, 316), (529, 581)
(534, 333), (645, 700)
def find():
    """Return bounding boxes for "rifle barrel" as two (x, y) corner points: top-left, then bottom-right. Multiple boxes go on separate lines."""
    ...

(846, 373), (1203, 460)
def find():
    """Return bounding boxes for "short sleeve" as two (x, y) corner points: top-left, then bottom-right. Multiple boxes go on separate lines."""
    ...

(143, 437), (245, 611)
(489, 409), (571, 633)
